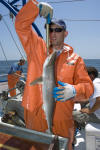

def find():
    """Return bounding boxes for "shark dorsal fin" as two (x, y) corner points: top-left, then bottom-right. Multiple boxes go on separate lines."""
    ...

(30, 76), (43, 86)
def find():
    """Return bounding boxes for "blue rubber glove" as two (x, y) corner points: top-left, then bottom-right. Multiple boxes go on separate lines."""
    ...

(38, 2), (53, 19)
(53, 81), (76, 102)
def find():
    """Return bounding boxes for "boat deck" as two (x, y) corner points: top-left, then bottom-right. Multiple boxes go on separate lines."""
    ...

(74, 129), (86, 150)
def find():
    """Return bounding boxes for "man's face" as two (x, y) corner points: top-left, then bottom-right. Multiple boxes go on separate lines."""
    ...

(49, 24), (67, 48)
(20, 61), (25, 66)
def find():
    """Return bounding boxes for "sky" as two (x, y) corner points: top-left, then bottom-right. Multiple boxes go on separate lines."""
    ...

(0, 0), (100, 60)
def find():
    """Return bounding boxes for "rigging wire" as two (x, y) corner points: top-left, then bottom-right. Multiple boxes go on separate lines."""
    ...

(0, 14), (26, 59)
(62, 18), (100, 22)
(3, 0), (85, 8)
(0, 14), (25, 59)
(1, 13), (100, 22)
(0, 41), (10, 67)
(4, 0), (85, 7)
(47, 0), (85, 3)
(6, 0), (85, 6)
(52, 17), (100, 22)
(63, 18), (100, 22)
(10, 15), (27, 59)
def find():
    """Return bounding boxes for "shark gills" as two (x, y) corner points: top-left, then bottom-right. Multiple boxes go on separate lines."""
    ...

(30, 51), (57, 133)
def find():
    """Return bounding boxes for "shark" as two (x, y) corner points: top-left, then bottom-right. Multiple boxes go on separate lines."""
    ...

(30, 51), (57, 133)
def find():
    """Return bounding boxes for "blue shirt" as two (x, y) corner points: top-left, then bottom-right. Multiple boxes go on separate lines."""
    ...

(8, 62), (23, 74)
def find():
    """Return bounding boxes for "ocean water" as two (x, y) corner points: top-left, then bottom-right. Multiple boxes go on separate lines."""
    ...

(0, 59), (100, 80)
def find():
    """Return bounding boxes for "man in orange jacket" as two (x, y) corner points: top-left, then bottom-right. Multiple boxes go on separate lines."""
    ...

(15, 1), (93, 149)
(8, 59), (25, 97)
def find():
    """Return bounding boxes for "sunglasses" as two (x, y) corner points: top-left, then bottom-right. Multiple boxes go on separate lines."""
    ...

(49, 28), (64, 33)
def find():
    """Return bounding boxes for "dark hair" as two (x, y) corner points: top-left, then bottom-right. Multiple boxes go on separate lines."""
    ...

(86, 66), (98, 78)
(19, 59), (25, 63)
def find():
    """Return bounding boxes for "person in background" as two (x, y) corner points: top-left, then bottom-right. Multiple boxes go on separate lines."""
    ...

(73, 67), (100, 146)
(8, 59), (25, 97)
(80, 66), (100, 123)
(15, 1), (93, 149)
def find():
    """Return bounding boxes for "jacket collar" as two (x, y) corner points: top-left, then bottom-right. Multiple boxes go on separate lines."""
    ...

(49, 43), (73, 54)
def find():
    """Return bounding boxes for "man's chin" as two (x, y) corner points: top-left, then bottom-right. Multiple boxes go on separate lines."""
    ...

(51, 42), (58, 47)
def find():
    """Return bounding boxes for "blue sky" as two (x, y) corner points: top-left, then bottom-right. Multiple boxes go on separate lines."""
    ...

(0, 0), (100, 60)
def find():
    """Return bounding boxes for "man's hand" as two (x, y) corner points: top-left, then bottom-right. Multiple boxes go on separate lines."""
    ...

(73, 110), (89, 123)
(53, 81), (76, 102)
(80, 108), (91, 114)
(38, 2), (53, 19)
(21, 74), (25, 78)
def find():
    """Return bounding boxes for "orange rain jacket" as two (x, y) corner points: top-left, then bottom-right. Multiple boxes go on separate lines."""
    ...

(15, 0), (94, 138)
(8, 70), (21, 96)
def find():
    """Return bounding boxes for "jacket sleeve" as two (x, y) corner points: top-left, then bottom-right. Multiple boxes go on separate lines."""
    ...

(73, 57), (94, 101)
(15, 0), (46, 65)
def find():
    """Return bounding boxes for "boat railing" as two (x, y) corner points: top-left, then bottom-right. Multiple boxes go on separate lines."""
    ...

(0, 121), (68, 150)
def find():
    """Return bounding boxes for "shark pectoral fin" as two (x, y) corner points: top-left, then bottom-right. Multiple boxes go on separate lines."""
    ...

(30, 76), (43, 86)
